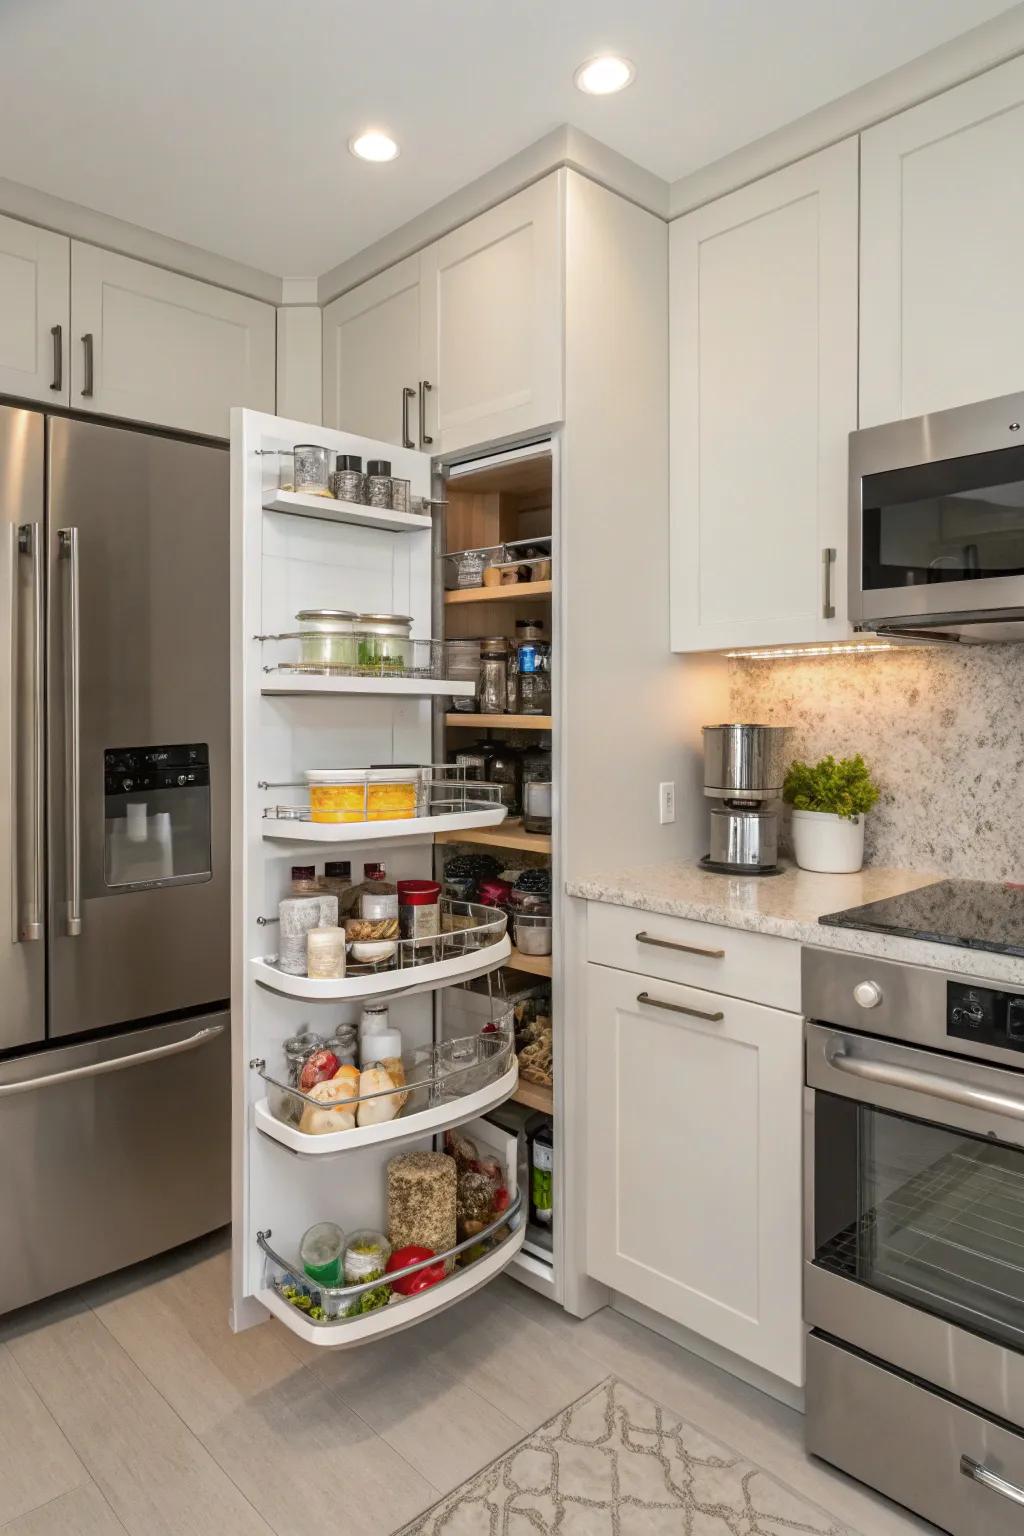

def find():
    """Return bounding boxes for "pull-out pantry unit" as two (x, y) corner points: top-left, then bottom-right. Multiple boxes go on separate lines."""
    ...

(229, 409), (545, 1346)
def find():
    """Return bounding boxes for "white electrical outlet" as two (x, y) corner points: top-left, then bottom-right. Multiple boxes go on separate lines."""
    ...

(658, 781), (676, 824)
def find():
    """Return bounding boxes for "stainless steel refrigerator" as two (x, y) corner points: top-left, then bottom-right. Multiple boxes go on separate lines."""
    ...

(0, 405), (230, 1314)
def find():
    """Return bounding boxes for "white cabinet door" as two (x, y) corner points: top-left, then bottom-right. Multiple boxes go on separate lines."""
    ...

(861, 55), (1024, 427)
(585, 964), (804, 1385)
(670, 140), (858, 652)
(322, 255), (421, 446)
(0, 215), (69, 405)
(70, 243), (275, 437)
(420, 174), (564, 455)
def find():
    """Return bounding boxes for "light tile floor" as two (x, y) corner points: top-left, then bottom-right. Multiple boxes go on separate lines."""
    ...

(0, 1230), (939, 1535)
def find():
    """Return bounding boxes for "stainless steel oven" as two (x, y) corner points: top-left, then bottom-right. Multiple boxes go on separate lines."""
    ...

(849, 389), (1024, 640)
(803, 947), (1024, 1534)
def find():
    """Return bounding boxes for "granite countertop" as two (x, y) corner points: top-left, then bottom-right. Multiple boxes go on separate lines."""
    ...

(567, 862), (1024, 986)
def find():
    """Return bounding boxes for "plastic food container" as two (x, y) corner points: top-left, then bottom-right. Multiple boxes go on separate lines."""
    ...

(296, 610), (358, 668)
(300, 1222), (345, 1284)
(305, 768), (421, 823)
(354, 614), (413, 672)
(513, 911), (553, 956)
(343, 1229), (391, 1283)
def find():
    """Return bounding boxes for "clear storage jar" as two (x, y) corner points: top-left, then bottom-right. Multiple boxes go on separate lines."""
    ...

(293, 444), (330, 494)
(479, 637), (508, 715)
(447, 640), (481, 711)
(330, 454), (365, 504)
(296, 609), (358, 668)
(354, 614), (414, 673)
(305, 768), (421, 823)
(365, 459), (393, 509)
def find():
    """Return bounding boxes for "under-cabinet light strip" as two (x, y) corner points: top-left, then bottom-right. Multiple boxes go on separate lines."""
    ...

(726, 641), (904, 660)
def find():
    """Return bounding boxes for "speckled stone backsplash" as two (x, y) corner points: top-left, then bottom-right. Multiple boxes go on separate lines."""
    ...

(729, 645), (1024, 880)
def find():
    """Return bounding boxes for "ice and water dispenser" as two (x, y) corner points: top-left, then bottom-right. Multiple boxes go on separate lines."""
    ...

(103, 743), (213, 890)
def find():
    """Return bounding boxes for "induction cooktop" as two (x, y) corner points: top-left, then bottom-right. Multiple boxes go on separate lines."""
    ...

(818, 878), (1024, 959)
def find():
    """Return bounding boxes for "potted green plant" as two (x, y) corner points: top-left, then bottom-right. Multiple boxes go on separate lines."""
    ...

(782, 754), (880, 873)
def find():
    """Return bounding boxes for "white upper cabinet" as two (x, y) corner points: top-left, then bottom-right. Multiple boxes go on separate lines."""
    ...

(860, 55), (1024, 427)
(585, 962), (804, 1385)
(0, 215), (69, 405)
(670, 140), (858, 652)
(420, 174), (564, 455)
(70, 243), (275, 437)
(322, 254), (421, 445)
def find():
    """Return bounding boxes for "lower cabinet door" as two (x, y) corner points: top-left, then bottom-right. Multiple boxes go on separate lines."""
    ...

(586, 963), (803, 1385)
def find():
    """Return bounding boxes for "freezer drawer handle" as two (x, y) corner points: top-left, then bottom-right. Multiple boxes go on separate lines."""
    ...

(14, 525), (44, 940)
(960, 1455), (1024, 1509)
(635, 930), (725, 959)
(637, 991), (724, 1024)
(58, 528), (81, 937)
(825, 1039), (1024, 1123)
(0, 1024), (225, 1098)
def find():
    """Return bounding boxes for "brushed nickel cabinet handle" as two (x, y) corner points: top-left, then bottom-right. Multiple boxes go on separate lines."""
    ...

(822, 546), (836, 620)
(81, 333), (94, 397)
(0, 1025), (225, 1098)
(960, 1455), (1024, 1509)
(401, 386), (416, 449)
(637, 991), (724, 1024)
(58, 528), (81, 937)
(50, 325), (63, 391)
(635, 930), (725, 959)
(419, 379), (434, 446)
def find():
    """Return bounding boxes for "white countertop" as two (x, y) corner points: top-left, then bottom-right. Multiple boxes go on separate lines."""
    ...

(567, 861), (1024, 986)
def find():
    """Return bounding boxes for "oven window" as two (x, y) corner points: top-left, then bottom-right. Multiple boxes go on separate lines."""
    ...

(814, 1091), (1024, 1351)
(862, 443), (1024, 590)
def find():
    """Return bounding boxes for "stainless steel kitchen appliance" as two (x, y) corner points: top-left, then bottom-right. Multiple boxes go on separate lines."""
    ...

(700, 723), (788, 874)
(803, 934), (1024, 1534)
(0, 405), (230, 1314)
(849, 388), (1024, 641)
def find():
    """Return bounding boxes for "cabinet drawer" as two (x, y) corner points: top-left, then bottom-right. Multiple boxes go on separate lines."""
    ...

(586, 901), (799, 1012)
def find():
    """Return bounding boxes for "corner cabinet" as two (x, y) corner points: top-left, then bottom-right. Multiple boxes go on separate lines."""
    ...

(860, 53), (1024, 427)
(323, 174), (564, 456)
(584, 960), (803, 1386)
(0, 214), (69, 405)
(669, 139), (858, 652)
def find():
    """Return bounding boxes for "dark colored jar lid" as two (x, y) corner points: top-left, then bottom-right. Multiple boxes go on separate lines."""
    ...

(367, 459), (392, 476)
(335, 454), (362, 471)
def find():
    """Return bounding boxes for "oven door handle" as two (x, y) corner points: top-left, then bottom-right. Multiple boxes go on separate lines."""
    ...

(960, 1455), (1024, 1508)
(825, 1040), (1024, 1124)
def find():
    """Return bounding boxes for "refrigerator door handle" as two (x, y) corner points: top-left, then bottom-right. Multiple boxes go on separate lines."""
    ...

(58, 527), (82, 937)
(14, 525), (44, 940)
(0, 1023), (225, 1097)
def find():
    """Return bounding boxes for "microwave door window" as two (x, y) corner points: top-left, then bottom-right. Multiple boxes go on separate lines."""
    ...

(862, 443), (1024, 590)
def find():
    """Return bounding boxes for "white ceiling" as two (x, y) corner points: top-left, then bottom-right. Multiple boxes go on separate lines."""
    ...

(0, 0), (1013, 278)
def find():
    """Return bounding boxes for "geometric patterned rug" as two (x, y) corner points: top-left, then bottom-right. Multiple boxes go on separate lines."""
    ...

(396, 1376), (859, 1535)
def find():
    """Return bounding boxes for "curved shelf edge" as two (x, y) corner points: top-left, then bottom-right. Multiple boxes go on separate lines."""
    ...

(261, 806), (508, 844)
(250, 936), (512, 1002)
(257, 1225), (525, 1348)
(252, 1061), (519, 1156)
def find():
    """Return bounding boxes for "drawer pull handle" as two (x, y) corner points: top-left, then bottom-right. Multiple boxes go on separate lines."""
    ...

(960, 1455), (1024, 1508)
(637, 991), (724, 1024)
(635, 930), (725, 959)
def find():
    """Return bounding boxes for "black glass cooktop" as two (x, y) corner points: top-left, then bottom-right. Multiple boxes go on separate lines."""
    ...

(819, 879), (1024, 959)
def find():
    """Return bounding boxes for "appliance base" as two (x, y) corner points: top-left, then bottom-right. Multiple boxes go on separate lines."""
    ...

(699, 855), (784, 877)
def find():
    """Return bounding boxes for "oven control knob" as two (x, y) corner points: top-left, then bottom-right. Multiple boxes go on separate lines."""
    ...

(853, 980), (883, 1009)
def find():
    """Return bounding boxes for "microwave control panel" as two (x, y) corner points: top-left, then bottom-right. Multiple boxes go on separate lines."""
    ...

(947, 981), (1024, 1053)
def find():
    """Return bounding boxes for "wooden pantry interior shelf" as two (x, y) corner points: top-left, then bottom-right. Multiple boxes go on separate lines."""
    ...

(433, 820), (551, 855)
(445, 714), (552, 731)
(511, 1080), (554, 1116)
(506, 948), (552, 978)
(444, 580), (552, 606)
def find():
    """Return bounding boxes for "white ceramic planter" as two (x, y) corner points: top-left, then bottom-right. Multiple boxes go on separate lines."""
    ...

(791, 809), (866, 874)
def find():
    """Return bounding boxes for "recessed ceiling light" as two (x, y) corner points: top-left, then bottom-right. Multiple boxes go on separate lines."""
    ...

(349, 130), (399, 163)
(574, 55), (635, 95)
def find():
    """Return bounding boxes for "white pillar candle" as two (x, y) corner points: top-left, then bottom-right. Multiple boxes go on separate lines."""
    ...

(307, 925), (346, 979)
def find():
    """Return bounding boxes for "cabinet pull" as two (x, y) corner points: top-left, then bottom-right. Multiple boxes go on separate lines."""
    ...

(821, 547), (836, 620)
(637, 991), (724, 1023)
(401, 386), (416, 449)
(635, 930), (725, 959)
(419, 379), (434, 446)
(81, 333), (94, 398)
(49, 325), (63, 392)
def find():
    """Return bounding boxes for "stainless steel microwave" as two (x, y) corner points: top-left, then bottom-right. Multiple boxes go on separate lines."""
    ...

(849, 390), (1024, 641)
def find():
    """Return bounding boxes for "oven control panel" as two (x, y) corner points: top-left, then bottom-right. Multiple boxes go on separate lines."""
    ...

(947, 981), (1024, 1052)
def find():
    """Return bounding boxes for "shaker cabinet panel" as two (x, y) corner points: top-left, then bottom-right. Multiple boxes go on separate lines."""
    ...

(70, 243), (275, 437)
(322, 255), (422, 446)
(860, 54), (1024, 427)
(420, 173), (564, 455)
(669, 139), (858, 652)
(0, 214), (69, 405)
(585, 963), (804, 1385)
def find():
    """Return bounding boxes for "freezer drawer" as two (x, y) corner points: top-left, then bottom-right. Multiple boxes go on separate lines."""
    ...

(0, 1011), (230, 1314)
(807, 1332), (1024, 1535)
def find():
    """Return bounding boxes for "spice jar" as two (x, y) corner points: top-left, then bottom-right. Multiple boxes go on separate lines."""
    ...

(365, 459), (392, 509)
(307, 926), (346, 979)
(398, 879), (442, 963)
(323, 861), (352, 904)
(478, 637), (508, 715)
(289, 864), (323, 896)
(390, 478), (410, 515)
(293, 444), (330, 495)
(330, 453), (365, 504)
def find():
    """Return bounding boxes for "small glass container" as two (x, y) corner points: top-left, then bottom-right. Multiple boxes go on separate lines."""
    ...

(323, 861), (352, 904)
(343, 1229), (391, 1284)
(454, 749), (488, 782)
(513, 910), (553, 956)
(289, 864), (323, 896)
(523, 779), (552, 835)
(398, 879), (442, 963)
(479, 637), (508, 715)
(390, 478), (410, 515)
(365, 459), (393, 509)
(293, 444), (330, 495)
(284, 1028), (326, 1088)
(330, 1022), (358, 1069)
(301, 1222), (345, 1285)
(448, 640), (482, 712)
(362, 888), (399, 921)
(330, 453), (365, 504)
(296, 609), (358, 669)
(354, 613), (414, 673)
(307, 926), (346, 979)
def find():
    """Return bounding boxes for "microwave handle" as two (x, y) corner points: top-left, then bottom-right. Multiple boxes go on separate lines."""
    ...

(821, 547), (836, 620)
(824, 1038), (1024, 1123)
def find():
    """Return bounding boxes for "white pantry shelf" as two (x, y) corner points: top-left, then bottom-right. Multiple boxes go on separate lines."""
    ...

(250, 937), (512, 1002)
(262, 673), (475, 698)
(264, 488), (433, 533)
(262, 806), (508, 844)
(252, 1061), (519, 1157)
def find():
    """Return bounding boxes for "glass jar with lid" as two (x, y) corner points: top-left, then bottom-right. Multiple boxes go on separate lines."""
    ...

(365, 460), (393, 509)
(293, 444), (331, 495)
(478, 637), (508, 715)
(296, 610), (358, 668)
(354, 614), (413, 673)
(516, 619), (552, 716)
(330, 454), (365, 504)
